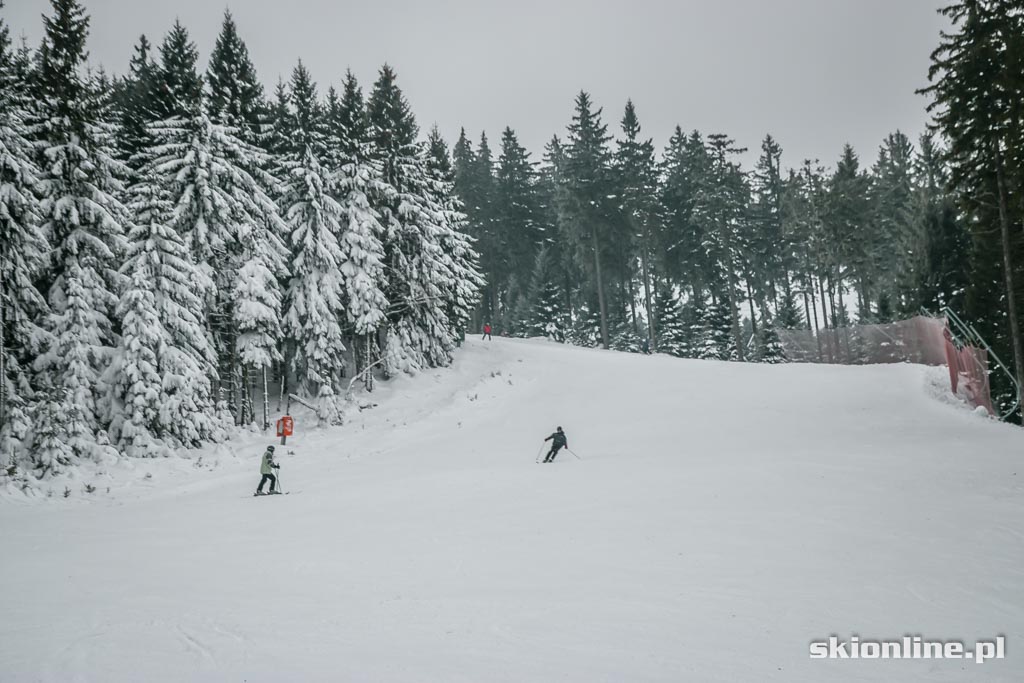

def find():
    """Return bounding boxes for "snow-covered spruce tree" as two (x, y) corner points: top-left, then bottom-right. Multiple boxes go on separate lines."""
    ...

(323, 69), (388, 388)
(368, 66), (480, 376)
(391, 151), (461, 368)
(678, 297), (705, 359)
(336, 156), (389, 389)
(32, 0), (129, 465)
(425, 128), (484, 344)
(0, 6), (48, 471)
(142, 24), (282, 428)
(500, 276), (528, 337)
(526, 247), (567, 342)
(775, 285), (806, 329)
(115, 34), (157, 166)
(151, 21), (204, 122)
(694, 134), (749, 361)
(277, 87), (345, 425)
(277, 62), (346, 425)
(754, 318), (788, 363)
(147, 110), (285, 424)
(203, 12), (285, 425)
(569, 304), (603, 348)
(27, 389), (73, 478)
(699, 299), (736, 361)
(108, 21), (226, 454)
(205, 10), (265, 142)
(653, 284), (687, 357)
(610, 319), (643, 353)
(233, 243), (285, 426)
(109, 178), (224, 457)
(231, 152), (286, 428)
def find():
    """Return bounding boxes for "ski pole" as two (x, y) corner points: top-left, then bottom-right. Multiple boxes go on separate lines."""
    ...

(277, 469), (284, 494)
(535, 443), (546, 463)
(567, 448), (581, 460)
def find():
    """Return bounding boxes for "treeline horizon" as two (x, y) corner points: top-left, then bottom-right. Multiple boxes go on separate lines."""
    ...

(444, 2), (1023, 422)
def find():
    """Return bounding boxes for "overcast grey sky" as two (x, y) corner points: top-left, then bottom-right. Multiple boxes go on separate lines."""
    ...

(6, 0), (949, 169)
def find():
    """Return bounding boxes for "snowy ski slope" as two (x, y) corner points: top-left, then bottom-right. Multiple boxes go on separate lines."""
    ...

(2, 338), (1023, 682)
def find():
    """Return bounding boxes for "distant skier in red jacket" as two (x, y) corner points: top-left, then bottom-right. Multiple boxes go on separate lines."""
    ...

(482, 323), (492, 340)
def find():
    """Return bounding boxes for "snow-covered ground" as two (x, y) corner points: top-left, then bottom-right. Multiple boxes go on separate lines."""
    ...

(2, 338), (1023, 682)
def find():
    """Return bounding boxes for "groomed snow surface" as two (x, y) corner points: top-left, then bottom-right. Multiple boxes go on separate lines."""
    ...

(2, 338), (1023, 682)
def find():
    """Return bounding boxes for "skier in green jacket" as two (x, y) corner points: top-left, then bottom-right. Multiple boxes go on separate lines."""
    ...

(256, 446), (280, 495)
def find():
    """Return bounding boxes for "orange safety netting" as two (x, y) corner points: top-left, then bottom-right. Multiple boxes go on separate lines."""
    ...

(776, 315), (995, 415)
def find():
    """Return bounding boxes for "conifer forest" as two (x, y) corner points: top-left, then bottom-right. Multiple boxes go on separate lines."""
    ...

(1, 0), (1023, 480)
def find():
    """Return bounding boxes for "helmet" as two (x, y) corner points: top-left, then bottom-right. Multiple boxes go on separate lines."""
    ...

(267, 445), (275, 452)
(557, 426), (563, 431)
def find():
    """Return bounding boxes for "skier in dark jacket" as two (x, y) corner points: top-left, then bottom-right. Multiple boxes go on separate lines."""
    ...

(543, 426), (568, 463)
(256, 445), (280, 495)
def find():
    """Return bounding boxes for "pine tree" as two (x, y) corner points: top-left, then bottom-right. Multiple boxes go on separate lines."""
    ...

(699, 300), (736, 361)
(333, 70), (368, 163)
(775, 286), (805, 329)
(427, 128), (484, 345)
(206, 10), (265, 140)
(824, 145), (871, 325)
(747, 134), (787, 314)
(922, 0), (1024, 414)
(569, 304), (603, 348)
(558, 91), (616, 349)
(614, 100), (659, 348)
(116, 34), (156, 164)
(869, 131), (918, 316)
(754, 319), (788, 363)
(265, 79), (291, 157)
(0, 5), (48, 464)
(331, 73), (388, 383)
(693, 134), (748, 360)
(278, 63), (347, 424)
(146, 110), (285, 422)
(652, 284), (687, 357)
(153, 21), (203, 120)
(368, 65), (480, 375)
(494, 126), (543, 317)
(33, 0), (129, 462)
(110, 181), (223, 455)
(610, 320), (643, 353)
(915, 134), (969, 312)
(526, 247), (567, 341)
(678, 297), (705, 359)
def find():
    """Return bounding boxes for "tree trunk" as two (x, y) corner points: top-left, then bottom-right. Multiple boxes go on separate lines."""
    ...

(639, 234), (656, 349)
(591, 226), (610, 349)
(262, 367), (269, 431)
(365, 334), (375, 393)
(279, 362), (288, 416)
(745, 280), (758, 336)
(818, 276), (833, 362)
(826, 274), (840, 362)
(627, 277), (638, 334)
(491, 284), (500, 333)
(806, 276), (822, 361)
(0, 288), (6, 433)
(836, 275), (851, 361)
(995, 147), (1024, 418)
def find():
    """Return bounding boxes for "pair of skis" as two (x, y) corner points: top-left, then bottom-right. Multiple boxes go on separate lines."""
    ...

(535, 444), (581, 463)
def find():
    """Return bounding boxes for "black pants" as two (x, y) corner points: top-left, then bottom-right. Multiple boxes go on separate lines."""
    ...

(482, 332), (491, 340)
(544, 445), (563, 462)
(257, 473), (276, 492)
